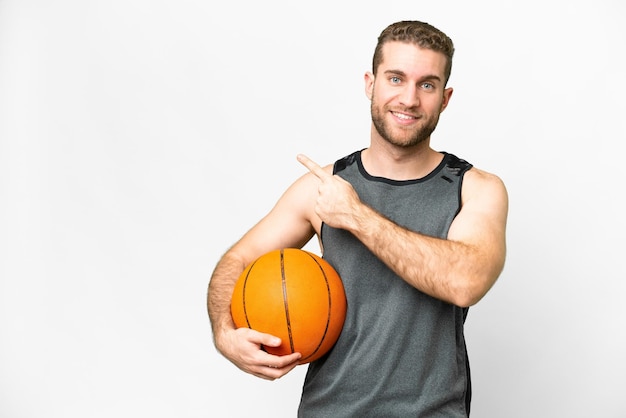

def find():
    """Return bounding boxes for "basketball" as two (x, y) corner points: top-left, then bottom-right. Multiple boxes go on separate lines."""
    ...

(230, 248), (347, 364)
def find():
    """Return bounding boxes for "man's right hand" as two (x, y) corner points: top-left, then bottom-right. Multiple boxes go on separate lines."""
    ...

(216, 327), (302, 381)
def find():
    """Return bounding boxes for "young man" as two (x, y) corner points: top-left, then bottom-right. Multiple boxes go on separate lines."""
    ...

(208, 20), (508, 417)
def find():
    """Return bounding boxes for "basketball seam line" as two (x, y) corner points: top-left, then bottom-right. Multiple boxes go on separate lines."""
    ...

(280, 249), (295, 354)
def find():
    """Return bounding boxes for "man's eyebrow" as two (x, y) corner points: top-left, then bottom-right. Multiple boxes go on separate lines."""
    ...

(384, 69), (407, 77)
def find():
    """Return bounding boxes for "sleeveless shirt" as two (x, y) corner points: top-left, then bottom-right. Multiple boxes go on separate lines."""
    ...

(298, 150), (474, 418)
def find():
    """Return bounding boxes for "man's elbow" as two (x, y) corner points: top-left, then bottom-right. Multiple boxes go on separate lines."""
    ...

(450, 271), (501, 308)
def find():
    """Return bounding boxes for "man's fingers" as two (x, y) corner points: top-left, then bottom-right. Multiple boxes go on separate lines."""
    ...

(297, 154), (330, 179)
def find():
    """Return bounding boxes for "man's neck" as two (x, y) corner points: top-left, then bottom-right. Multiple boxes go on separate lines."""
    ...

(361, 140), (443, 181)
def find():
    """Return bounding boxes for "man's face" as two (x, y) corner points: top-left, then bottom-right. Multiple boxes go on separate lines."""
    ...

(365, 42), (453, 148)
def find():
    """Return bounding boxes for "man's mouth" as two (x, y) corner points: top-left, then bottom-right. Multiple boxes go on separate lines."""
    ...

(391, 111), (418, 120)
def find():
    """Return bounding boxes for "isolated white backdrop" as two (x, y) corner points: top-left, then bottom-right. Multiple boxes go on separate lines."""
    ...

(1, 1), (625, 417)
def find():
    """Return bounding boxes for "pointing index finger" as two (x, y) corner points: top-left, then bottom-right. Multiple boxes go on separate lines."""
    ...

(297, 154), (330, 179)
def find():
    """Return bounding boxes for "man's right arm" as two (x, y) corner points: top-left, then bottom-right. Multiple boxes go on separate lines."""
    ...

(207, 169), (324, 379)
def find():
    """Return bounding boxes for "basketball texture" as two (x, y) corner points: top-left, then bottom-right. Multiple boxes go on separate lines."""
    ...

(230, 248), (346, 364)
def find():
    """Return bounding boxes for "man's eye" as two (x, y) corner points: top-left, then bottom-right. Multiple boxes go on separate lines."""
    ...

(422, 82), (434, 90)
(390, 76), (401, 84)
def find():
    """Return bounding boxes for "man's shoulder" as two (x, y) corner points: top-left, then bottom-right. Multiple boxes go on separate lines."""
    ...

(465, 166), (505, 186)
(462, 165), (508, 205)
(333, 150), (362, 174)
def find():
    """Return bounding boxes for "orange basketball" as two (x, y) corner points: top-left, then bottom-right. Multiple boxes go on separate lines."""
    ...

(230, 248), (346, 364)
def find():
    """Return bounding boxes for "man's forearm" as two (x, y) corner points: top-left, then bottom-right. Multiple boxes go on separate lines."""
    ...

(346, 203), (484, 307)
(207, 251), (245, 342)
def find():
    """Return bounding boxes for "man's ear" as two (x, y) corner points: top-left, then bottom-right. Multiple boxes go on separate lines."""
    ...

(364, 71), (375, 100)
(440, 87), (453, 112)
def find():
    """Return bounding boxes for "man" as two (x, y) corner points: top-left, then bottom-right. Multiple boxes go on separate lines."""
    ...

(208, 20), (508, 417)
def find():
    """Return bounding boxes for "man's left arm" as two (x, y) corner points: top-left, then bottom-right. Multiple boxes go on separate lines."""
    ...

(298, 154), (509, 307)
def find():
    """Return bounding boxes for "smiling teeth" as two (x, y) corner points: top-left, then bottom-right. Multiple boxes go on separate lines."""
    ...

(393, 112), (414, 120)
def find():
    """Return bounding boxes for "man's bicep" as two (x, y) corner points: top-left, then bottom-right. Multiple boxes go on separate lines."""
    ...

(448, 173), (508, 273)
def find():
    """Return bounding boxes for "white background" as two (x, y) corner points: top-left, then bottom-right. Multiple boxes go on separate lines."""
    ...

(1, 0), (625, 417)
